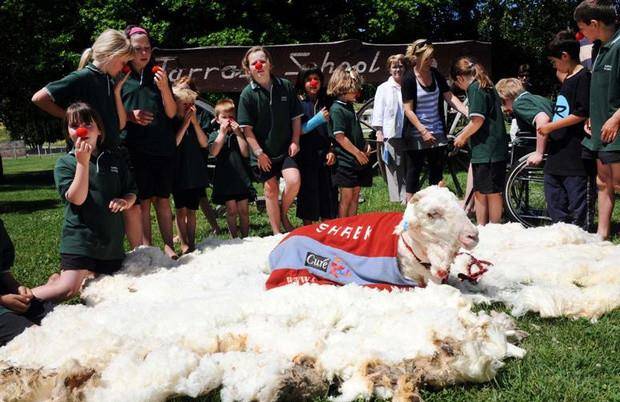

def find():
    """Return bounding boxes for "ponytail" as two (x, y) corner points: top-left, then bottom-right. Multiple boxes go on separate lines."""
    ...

(78, 48), (93, 70)
(450, 57), (493, 89)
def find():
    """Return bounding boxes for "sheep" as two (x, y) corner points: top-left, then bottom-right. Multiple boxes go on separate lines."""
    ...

(0, 234), (523, 402)
(267, 185), (479, 289)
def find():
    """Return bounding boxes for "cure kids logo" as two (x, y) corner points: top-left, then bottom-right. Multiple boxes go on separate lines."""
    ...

(305, 252), (330, 272)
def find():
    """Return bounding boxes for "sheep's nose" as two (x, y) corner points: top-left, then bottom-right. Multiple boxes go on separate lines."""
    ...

(459, 231), (479, 249)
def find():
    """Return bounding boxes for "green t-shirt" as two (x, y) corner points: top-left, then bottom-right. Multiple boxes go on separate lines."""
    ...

(467, 81), (509, 163)
(587, 29), (620, 151)
(237, 77), (303, 165)
(0, 219), (15, 316)
(512, 91), (553, 134)
(45, 64), (121, 149)
(328, 100), (367, 169)
(121, 69), (175, 157)
(54, 151), (137, 260)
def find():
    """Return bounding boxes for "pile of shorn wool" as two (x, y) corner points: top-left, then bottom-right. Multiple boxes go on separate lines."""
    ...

(0, 236), (524, 402)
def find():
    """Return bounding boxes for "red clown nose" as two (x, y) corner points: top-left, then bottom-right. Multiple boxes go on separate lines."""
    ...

(575, 31), (585, 41)
(253, 61), (264, 71)
(122, 65), (131, 74)
(309, 78), (319, 89)
(75, 127), (89, 138)
(152, 65), (162, 74)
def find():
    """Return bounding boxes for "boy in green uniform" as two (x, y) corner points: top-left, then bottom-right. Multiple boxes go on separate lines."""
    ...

(237, 46), (303, 234)
(209, 99), (255, 238)
(496, 78), (553, 166)
(32, 103), (137, 302)
(452, 57), (509, 225)
(575, 0), (620, 239)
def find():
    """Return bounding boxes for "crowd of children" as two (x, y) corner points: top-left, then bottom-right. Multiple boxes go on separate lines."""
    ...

(2, 0), (620, 345)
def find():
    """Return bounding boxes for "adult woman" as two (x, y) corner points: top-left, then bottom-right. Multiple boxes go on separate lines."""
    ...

(401, 39), (468, 200)
(371, 54), (407, 203)
(122, 25), (178, 259)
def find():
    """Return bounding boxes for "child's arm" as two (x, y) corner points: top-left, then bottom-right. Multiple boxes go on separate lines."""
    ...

(453, 117), (484, 148)
(64, 138), (92, 206)
(175, 112), (192, 146)
(153, 69), (177, 118)
(234, 128), (250, 158)
(302, 108), (329, 134)
(527, 113), (552, 166)
(31, 89), (66, 118)
(114, 72), (130, 130)
(334, 133), (369, 165)
(109, 193), (136, 213)
(209, 123), (230, 157)
(243, 126), (272, 171)
(443, 92), (469, 116)
(289, 116), (301, 157)
(190, 107), (209, 148)
(0, 273), (32, 314)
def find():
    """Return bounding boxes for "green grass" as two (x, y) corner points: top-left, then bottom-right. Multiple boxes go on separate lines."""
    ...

(1, 155), (619, 402)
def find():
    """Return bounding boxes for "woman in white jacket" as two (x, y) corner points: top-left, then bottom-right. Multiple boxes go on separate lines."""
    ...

(371, 54), (407, 203)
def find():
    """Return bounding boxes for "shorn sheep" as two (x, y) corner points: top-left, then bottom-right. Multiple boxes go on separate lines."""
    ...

(0, 186), (618, 401)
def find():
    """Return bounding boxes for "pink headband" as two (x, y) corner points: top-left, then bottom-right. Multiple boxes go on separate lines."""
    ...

(128, 27), (148, 37)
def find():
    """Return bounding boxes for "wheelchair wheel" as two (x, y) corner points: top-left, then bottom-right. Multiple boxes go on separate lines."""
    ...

(504, 157), (552, 227)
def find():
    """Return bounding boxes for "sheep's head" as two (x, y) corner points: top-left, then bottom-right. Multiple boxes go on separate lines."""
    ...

(396, 186), (478, 283)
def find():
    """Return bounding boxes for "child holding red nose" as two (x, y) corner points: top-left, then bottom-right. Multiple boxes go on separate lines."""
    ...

(32, 103), (137, 302)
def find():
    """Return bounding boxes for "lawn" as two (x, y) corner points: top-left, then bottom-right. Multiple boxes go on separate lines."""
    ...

(0, 155), (619, 402)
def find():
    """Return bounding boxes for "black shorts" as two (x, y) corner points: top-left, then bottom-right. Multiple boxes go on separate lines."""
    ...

(472, 161), (506, 194)
(60, 253), (124, 275)
(212, 192), (255, 206)
(332, 164), (373, 188)
(130, 152), (175, 200)
(0, 299), (55, 346)
(252, 156), (298, 182)
(581, 147), (620, 165)
(173, 188), (204, 210)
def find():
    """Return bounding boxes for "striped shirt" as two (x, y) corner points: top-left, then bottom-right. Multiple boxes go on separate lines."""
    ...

(411, 78), (446, 148)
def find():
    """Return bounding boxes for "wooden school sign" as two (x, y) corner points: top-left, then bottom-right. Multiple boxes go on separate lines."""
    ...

(154, 39), (492, 93)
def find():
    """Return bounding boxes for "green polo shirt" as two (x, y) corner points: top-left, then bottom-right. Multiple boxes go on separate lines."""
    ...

(121, 69), (175, 157)
(54, 150), (137, 260)
(467, 81), (509, 163)
(588, 29), (620, 151)
(0, 219), (15, 316)
(237, 77), (303, 165)
(328, 100), (366, 169)
(45, 63), (121, 149)
(512, 91), (553, 134)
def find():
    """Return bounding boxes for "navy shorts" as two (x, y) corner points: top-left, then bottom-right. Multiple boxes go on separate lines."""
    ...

(173, 188), (204, 210)
(472, 161), (506, 194)
(60, 253), (124, 275)
(581, 147), (620, 165)
(252, 155), (298, 182)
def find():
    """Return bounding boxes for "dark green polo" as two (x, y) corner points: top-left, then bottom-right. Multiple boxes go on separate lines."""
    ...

(0, 219), (15, 316)
(121, 70), (175, 157)
(54, 150), (137, 260)
(512, 91), (553, 134)
(588, 29), (620, 151)
(467, 81), (509, 163)
(45, 63), (121, 149)
(328, 100), (366, 169)
(237, 77), (303, 165)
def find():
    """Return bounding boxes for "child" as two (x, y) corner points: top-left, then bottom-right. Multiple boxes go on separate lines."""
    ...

(172, 84), (210, 253)
(452, 57), (509, 225)
(535, 30), (595, 230)
(326, 66), (373, 218)
(237, 46), (303, 234)
(209, 99), (255, 238)
(295, 63), (338, 224)
(0, 219), (54, 346)
(32, 103), (137, 302)
(574, 0), (620, 239)
(122, 25), (178, 259)
(31, 29), (143, 249)
(495, 78), (553, 166)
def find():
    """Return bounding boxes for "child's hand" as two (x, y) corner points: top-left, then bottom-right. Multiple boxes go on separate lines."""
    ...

(109, 198), (130, 213)
(183, 105), (196, 126)
(326, 151), (336, 166)
(453, 135), (467, 149)
(219, 118), (231, 133)
(355, 150), (369, 165)
(130, 109), (154, 126)
(153, 68), (169, 92)
(115, 70), (131, 94)
(75, 138), (93, 164)
(527, 151), (544, 166)
(0, 293), (31, 313)
(601, 115), (620, 144)
(257, 153), (272, 172)
(321, 107), (329, 122)
(18, 286), (33, 301)
(288, 141), (300, 157)
(584, 119), (592, 137)
(421, 128), (437, 145)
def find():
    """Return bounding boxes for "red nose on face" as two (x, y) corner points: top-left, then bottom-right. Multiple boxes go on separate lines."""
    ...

(75, 127), (89, 138)
(253, 61), (264, 71)
(152, 65), (162, 74)
(309, 79), (319, 89)
(575, 31), (585, 41)
(122, 65), (131, 74)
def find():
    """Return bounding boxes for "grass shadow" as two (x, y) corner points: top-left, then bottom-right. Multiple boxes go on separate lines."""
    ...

(0, 198), (59, 213)
(0, 170), (55, 191)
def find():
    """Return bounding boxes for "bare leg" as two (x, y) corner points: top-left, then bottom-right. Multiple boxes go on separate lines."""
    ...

(339, 187), (354, 218)
(32, 269), (94, 302)
(176, 208), (190, 254)
(123, 205), (143, 249)
(487, 193), (503, 223)
(474, 192), (489, 225)
(238, 199), (250, 238)
(597, 161), (613, 239)
(153, 197), (177, 258)
(347, 187), (361, 216)
(199, 196), (222, 235)
(281, 168), (301, 232)
(140, 198), (152, 245)
(225, 200), (239, 238)
(186, 209), (197, 252)
(263, 178), (281, 234)
(464, 164), (475, 213)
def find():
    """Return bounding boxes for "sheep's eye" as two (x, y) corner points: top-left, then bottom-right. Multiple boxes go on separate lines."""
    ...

(427, 210), (442, 219)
